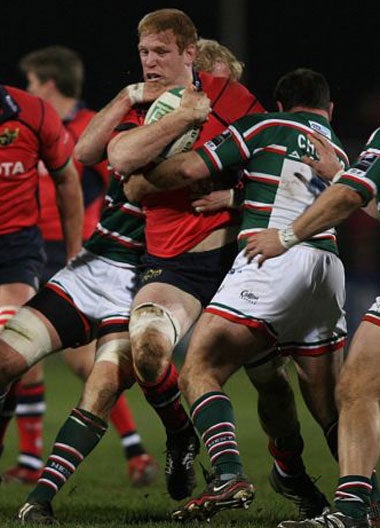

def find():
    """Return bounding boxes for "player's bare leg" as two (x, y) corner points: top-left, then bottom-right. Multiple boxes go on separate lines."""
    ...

(278, 325), (378, 528)
(174, 312), (272, 521)
(17, 333), (135, 525)
(64, 343), (158, 486)
(130, 283), (202, 501)
(293, 350), (343, 457)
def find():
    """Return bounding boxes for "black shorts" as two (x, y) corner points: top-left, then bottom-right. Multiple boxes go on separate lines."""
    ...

(0, 227), (46, 290)
(41, 240), (67, 285)
(138, 242), (238, 307)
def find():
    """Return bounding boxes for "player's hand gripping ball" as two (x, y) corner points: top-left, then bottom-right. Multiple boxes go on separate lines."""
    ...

(144, 87), (201, 162)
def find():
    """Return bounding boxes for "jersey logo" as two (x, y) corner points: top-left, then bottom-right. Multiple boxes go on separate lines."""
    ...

(141, 268), (163, 282)
(0, 127), (19, 147)
(308, 120), (332, 139)
(205, 130), (232, 151)
(289, 150), (301, 159)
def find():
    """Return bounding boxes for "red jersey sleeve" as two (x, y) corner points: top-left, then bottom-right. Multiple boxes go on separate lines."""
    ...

(39, 100), (74, 172)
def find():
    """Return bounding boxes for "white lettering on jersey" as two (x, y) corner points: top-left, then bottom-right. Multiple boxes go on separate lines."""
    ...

(297, 134), (316, 156)
(0, 161), (25, 176)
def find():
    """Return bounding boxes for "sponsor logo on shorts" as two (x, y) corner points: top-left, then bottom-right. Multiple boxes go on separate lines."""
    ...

(240, 289), (258, 304)
(141, 268), (163, 282)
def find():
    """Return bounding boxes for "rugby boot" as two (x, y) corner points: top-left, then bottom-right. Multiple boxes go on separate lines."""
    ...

(165, 427), (200, 500)
(270, 464), (330, 519)
(278, 511), (370, 528)
(16, 501), (59, 525)
(172, 472), (255, 521)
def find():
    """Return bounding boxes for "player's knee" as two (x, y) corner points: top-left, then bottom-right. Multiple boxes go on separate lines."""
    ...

(133, 345), (169, 383)
(1, 307), (53, 370)
(130, 303), (180, 381)
(129, 303), (180, 349)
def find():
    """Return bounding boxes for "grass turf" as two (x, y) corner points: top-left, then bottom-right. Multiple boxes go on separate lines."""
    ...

(0, 354), (339, 527)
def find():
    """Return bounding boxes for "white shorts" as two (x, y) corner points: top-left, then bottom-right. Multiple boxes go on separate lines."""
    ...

(362, 296), (380, 327)
(206, 246), (347, 356)
(48, 249), (138, 324)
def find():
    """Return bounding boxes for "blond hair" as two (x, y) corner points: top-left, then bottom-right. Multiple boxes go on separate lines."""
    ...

(138, 9), (198, 53)
(195, 38), (244, 81)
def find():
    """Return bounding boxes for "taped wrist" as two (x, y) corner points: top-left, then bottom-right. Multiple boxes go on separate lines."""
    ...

(126, 83), (144, 105)
(278, 225), (300, 249)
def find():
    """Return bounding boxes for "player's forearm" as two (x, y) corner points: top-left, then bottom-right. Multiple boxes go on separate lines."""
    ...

(145, 151), (209, 190)
(75, 92), (133, 166)
(291, 184), (362, 241)
(108, 108), (199, 176)
(123, 174), (162, 202)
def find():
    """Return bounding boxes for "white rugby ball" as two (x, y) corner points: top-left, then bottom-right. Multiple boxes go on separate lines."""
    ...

(144, 87), (200, 162)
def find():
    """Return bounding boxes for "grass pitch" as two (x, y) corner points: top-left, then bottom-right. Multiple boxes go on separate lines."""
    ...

(0, 354), (338, 527)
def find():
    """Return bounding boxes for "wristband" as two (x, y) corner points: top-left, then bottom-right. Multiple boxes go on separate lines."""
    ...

(126, 83), (144, 105)
(278, 225), (300, 249)
(332, 169), (345, 183)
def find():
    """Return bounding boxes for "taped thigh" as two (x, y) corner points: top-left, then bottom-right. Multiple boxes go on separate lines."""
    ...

(129, 303), (181, 347)
(0, 305), (19, 332)
(95, 338), (134, 388)
(1, 307), (52, 367)
(95, 338), (131, 367)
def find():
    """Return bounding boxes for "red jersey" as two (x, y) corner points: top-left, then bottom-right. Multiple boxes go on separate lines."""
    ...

(0, 85), (73, 235)
(117, 72), (265, 258)
(38, 104), (110, 241)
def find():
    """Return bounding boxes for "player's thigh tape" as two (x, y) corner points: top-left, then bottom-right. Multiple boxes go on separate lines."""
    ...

(95, 338), (130, 366)
(1, 307), (52, 367)
(0, 305), (19, 332)
(129, 302), (181, 347)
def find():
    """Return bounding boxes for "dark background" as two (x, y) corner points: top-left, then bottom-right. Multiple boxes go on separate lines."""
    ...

(3, 0), (380, 331)
(4, 1), (380, 145)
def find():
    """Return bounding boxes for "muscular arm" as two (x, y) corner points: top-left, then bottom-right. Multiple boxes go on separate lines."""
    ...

(52, 159), (84, 260)
(108, 87), (210, 176)
(291, 184), (362, 239)
(74, 89), (134, 166)
(74, 82), (168, 166)
(143, 150), (211, 190)
(123, 174), (162, 202)
(244, 184), (363, 265)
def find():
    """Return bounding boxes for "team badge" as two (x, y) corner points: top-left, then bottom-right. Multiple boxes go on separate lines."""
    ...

(141, 268), (163, 282)
(0, 127), (19, 147)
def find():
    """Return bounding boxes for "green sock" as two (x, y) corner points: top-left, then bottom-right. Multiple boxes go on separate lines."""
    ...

(334, 475), (372, 519)
(190, 391), (243, 477)
(27, 408), (108, 504)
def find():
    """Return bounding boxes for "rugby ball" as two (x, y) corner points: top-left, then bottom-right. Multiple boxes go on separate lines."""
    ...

(144, 87), (200, 162)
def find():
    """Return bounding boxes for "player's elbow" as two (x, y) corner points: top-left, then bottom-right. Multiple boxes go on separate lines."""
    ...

(107, 138), (135, 176)
(74, 142), (99, 166)
(178, 155), (206, 184)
